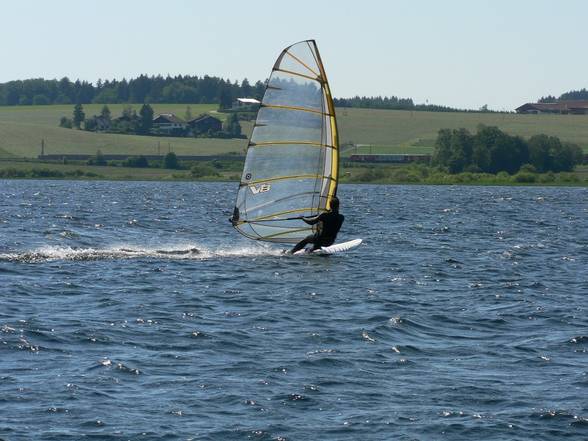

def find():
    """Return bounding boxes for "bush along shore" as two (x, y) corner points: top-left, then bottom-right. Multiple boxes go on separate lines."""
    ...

(1, 159), (587, 186)
(342, 163), (587, 186)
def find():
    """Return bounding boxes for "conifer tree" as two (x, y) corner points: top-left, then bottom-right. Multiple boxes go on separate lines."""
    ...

(72, 103), (85, 128)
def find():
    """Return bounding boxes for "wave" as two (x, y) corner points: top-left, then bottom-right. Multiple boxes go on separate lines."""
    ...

(0, 244), (283, 263)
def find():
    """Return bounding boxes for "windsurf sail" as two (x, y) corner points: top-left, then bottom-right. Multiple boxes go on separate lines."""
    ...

(231, 40), (339, 243)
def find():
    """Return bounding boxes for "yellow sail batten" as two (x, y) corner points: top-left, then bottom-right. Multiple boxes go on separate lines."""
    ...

(250, 140), (336, 149)
(273, 68), (320, 83)
(244, 174), (335, 186)
(263, 227), (313, 239)
(262, 103), (332, 116)
(251, 207), (328, 222)
(284, 50), (321, 78)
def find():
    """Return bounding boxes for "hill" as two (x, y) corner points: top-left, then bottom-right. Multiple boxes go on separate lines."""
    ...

(0, 104), (250, 158)
(337, 108), (588, 155)
(1, 104), (587, 159)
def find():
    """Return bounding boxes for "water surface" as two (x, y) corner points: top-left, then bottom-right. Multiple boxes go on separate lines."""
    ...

(1, 180), (587, 440)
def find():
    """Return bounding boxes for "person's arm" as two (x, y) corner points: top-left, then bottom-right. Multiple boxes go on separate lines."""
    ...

(302, 213), (325, 225)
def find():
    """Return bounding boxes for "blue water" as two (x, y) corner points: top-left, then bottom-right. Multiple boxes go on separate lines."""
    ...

(1, 180), (587, 441)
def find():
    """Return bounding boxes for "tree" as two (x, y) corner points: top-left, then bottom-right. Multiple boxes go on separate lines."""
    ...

(122, 105), (134, 119)
(32, 94), (50, 105)
(218, 84), (233, 110)
(432, 128), (452, 168)
(123, 156), (149, 168)
(100, 104), (111, 120)
(434, 125), (532, 174)
(73, 103), (85, 128)
(223, 113), (242, 137)
(528, 134), (582, 172)
(87, 149), (107, 166)
(184, 105), (193, 121)
(138, 103), (154, 135)
(117, 79), (130, 102)
(129, 74), (150, 103)
(59, 116), (73, 128)
(84, 117), (97, 131)
(473, 125), (521, 174)
(241, 78), (253, 97)
(58, 77), (74, 103)
(163, 152), (179, 169)
(93, 88), (118, 103)
(447, 128), (474, 173)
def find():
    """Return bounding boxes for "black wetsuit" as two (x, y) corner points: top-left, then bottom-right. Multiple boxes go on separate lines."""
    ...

(291, 211), (345, 253)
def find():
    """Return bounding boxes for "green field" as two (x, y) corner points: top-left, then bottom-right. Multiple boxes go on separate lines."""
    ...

(0, 104), (251, 158)
(1, 104), (587, 159)
(337, 108), (588, 155)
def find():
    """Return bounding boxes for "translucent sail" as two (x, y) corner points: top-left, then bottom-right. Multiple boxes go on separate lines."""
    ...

(232, 40), (339, 243)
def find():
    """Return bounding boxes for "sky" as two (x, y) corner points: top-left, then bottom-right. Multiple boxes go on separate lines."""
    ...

(2, 0), (587, 110)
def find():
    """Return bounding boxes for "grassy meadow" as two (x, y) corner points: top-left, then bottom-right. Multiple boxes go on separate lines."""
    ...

(0, 104), (587, 185)
(337, 108), (588, 155)
(1, 104), (588, 159)
(0, 104), (251, 158)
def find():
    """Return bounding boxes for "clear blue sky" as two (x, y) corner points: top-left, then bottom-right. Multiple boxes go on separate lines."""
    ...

(2, 0), (587, 110)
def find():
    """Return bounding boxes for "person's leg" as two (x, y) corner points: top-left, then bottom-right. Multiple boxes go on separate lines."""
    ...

(311, 237), (334, 252)
(291, 234), (316, 254)
(310, 241), (322, 251)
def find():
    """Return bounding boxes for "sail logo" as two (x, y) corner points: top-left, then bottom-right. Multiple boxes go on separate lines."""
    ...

(250, 183), (271, 194)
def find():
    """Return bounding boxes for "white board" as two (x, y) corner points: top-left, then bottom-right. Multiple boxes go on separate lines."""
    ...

(293, 238), (362, 255)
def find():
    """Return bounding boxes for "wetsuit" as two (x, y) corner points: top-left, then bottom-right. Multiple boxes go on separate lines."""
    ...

(291, 211), (345, 254)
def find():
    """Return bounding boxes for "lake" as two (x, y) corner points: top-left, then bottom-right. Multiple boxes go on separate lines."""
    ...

(1, 180), (587, 440)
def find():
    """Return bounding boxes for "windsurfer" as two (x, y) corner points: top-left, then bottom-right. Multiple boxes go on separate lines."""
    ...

(290, 196), (344, 254)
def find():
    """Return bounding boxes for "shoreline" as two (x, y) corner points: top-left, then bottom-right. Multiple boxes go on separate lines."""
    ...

(1, 159), (586, 187)
(1, 175), (587, 188)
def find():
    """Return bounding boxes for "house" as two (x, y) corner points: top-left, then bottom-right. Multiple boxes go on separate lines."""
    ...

(188, 114), (222, 134)
(516, 101), (588, 115)
(94, 115), (111, 131)
(232, 97), (261, 111)
(113, 113), (136, 123)
(152, 113), (186, 133)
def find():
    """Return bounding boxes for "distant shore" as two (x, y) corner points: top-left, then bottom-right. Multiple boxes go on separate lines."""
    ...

(1, 159), (587, 187)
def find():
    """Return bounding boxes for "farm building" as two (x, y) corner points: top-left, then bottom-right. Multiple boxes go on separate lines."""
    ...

(515, 101), (588, 115)
(152, 113), (186, 133)
(348, 154), (431, 163)
(232, 97), (260, 111)
(188, 115), (222, 134)
(94, 115), (111, 131)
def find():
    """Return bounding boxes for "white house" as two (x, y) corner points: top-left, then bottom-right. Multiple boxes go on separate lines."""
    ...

(152, 113), (186, 133)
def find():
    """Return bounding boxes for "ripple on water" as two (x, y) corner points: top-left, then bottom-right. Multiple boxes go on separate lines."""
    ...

(1, 182), (587, 440)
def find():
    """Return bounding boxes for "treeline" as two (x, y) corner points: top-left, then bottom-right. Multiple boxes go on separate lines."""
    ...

(333, 95), (493, 113)
(84, 151), (240, 180)
(0, 168), (100, 179)
(0, 75), (265, 107)
(1, 76), (481, 112)
(538, 88), (588, 103)
(432, 125), (583, 174)
(87, 151), (182, 169)
(334, 96), (415, 110)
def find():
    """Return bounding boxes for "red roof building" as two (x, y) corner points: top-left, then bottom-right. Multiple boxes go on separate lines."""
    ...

(516, 101), (588, 114)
